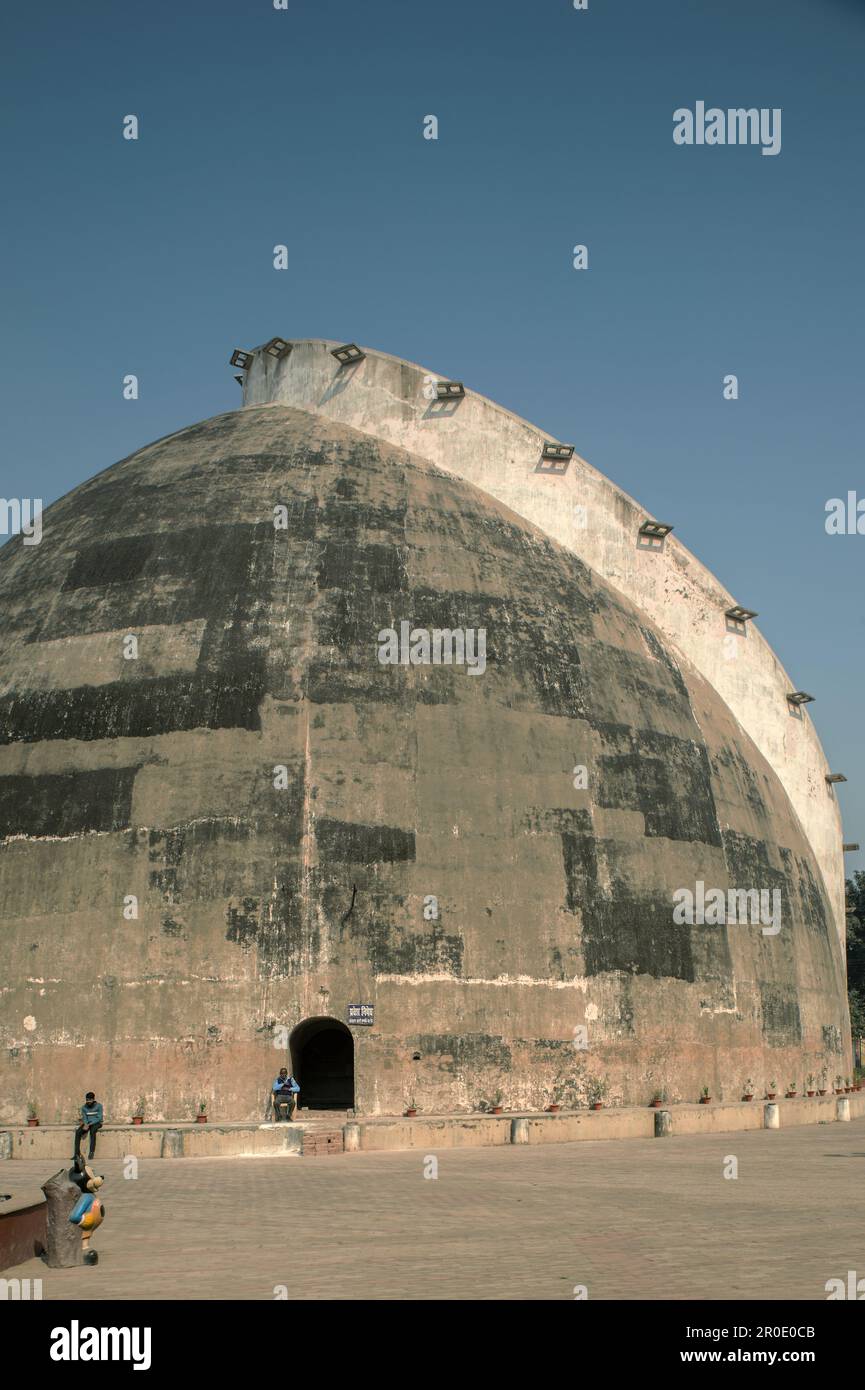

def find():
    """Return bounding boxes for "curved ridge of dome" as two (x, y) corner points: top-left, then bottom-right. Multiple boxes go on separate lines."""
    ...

(241, 340), (844, 950)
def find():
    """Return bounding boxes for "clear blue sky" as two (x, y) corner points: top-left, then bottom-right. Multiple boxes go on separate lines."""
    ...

(2, 0), (863, 871)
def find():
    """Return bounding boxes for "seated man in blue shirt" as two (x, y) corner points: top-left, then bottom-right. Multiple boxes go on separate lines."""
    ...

(74, 1092), (104, 1160)
(272, 1068), (300, 1121)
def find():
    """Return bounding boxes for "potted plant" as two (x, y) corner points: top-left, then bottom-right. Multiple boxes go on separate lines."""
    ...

(742, 1079), (754, 1101)
(699, 1085), (711, 1105)
(835, 1074), (844, 1095)
(767, 1080), (777, 1100)
(587, 1077), (609, 1111)
(132, 1096), (146, 1125)
(806, 1073), (815, 1097)
(490, 1090), (504, 1115)
(845, 1076), (852, 1093)
(26, 1101), (39, 1128)
(785, 1081), (797, 1098)
(196, 1100), (208, 1124)
(404, 1098), (418, 1117)
(818, 1070), (828, 1096)
(649, 1088), (667, 1108)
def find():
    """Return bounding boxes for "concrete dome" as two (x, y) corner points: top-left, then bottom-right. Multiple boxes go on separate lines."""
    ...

(0, 403), (851, 1120)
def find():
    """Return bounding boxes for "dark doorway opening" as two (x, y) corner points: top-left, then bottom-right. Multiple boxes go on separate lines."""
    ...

(290, 1016), (354, 1110)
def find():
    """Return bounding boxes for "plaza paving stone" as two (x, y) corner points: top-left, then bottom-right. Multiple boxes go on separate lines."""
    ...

(4, 1116), (864, 1300)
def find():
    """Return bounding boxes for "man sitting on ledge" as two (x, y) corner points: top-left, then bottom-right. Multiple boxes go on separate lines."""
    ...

(272, 1068), (300, 1121)
(74, 1091), (103, 1161)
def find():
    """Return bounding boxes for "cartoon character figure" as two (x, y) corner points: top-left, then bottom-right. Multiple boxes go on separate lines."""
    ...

(68, 1157), (105, 1264)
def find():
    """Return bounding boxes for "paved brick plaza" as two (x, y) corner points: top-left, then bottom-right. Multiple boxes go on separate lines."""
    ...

(6, 1117), (864, 1300)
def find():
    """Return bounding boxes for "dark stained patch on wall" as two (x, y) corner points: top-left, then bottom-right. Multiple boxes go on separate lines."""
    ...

(62, 535), (155, 589)
(415, 1033), (512, 1072)
(316, 540), (408, 596)
(34, 521), (274, 641)
(721, 830), (788, 898)
(523, 807), (593, 836)
(273, 497), (317, 540)
(363, 919), (464, 976)
(147, 817), (261, 903)
(0, 767), (138, 839)
(0, 655), (267, 743)
(320, 498), (408, 532)
(562, 830), (696, 980)
(305, 662), (404, 706)
(315, 817), (416, 864)
(712, 744), (772, 821)
(822, 1023), (842, 1055)
(225, 869), (318, 977)
(759, 981), (803, 1046)
(315, 543), (410, 649)
(595, 729), (722, 845)
(226, 896), (262, 947)
(409, 587), (587, 719)
(788, 852), (832, 941)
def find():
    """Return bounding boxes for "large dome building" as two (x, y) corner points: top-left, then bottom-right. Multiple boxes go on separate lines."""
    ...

(0, 339), (852, 1122)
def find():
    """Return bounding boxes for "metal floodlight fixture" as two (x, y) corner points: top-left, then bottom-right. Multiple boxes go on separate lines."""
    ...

(639, 519), (674, 540)
(263, 337), (292, 360)
(843, 843), (860, 852)
(331, 343), (365, 365)
(537, 443), (575, 475)
(787, 691), (815, 706)
(435, 380), (465, 400)
(230, 349), (255, 370)
(725, 605), (758, 623)
(826, 773), (848, 785)
(541, 443), (575, 463)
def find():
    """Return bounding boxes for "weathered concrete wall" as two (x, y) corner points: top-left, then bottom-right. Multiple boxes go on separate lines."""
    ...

(0, 403), (852, 1122)
(243, 341), (846, 946)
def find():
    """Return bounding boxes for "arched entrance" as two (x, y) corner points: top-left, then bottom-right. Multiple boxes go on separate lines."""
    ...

(290, 1017), (354, 1110)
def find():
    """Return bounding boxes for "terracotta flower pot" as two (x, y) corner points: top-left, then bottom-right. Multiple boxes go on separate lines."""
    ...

(132, 1116), (144, 1125)
(26, 1117), (39, 1127)
(404, 1108), (417, 1117)
(699, 1096), (711, 1104)
(196, 1114), (208, 1124)
(742, 1094), (754, 1101)
(590, 1102), (603, 1111)
(546, 1104), (561, 1113)
(818, 1089), (827, 1096)
(807, 1091), (815, 1097)
(785, 1092), (796, 1099)
(491, 1106), (503, 1114)
(649, 1100), (661, 1107)
(767, 1093), (777, 1100)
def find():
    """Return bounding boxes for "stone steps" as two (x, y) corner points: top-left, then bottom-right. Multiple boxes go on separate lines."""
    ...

(301, 1130), (344, 1157)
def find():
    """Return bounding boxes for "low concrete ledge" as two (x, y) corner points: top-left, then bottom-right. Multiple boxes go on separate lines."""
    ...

(0, 1123), (304, 1161)
(1, 1094), (862, 1160)
(345, 1093), (865, 1155)
(516, 1109), (655, 1144)
(0, 1187), (47, 1271)
(350, 1115), (512, 1153)
(181, 1124), (303, 1159)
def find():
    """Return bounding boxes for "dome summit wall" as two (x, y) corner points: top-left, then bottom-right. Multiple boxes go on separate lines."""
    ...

(0, 402), (851, 1121)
